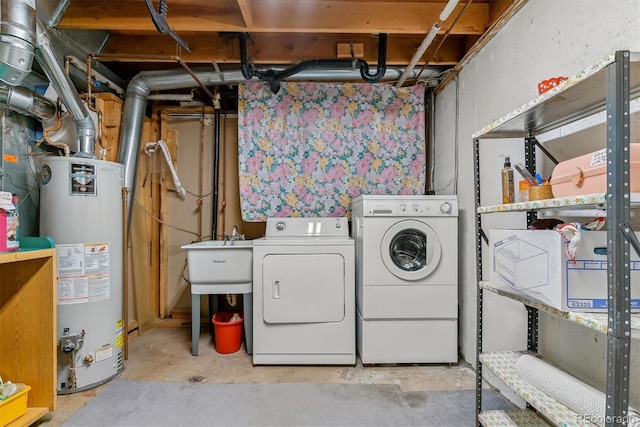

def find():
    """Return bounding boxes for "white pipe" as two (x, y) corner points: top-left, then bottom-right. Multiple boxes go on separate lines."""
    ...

(147, 93), (194, 101)
(439, 0), (460, 21)
(395, 23), (440, 88)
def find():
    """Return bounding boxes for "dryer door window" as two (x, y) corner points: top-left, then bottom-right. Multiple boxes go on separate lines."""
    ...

(380, 220), (442, 281)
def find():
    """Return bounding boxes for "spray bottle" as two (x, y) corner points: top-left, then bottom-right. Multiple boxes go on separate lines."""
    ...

(501, 156), (515, 204)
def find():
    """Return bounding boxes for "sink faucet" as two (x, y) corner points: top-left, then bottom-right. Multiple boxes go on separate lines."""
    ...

(224, 225), (245, 242)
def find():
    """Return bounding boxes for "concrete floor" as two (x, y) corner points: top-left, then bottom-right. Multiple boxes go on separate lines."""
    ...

(36, 327), (479, 426)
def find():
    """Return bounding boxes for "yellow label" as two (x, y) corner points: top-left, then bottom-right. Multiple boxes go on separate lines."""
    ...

(116, 334), (124, 348)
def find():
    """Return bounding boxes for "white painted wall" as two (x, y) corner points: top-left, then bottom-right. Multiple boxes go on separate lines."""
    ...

(434, 0), (640, 407)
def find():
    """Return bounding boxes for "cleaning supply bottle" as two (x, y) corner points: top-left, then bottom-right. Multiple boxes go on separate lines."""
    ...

(501, 157), (515, 204)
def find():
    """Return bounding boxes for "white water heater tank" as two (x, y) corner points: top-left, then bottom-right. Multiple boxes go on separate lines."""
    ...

(40, 156), (125, 394)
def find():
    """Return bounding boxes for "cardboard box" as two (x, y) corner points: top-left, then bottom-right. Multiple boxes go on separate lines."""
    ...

(489, 229), (640, 312)
(550, 145), (640, 198)
(0, 191), (18, 252)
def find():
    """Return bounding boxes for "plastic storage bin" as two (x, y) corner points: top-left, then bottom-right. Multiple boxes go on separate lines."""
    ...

(550, 145), (640, 198)
(0, 385), (30, 426)
(212, 312), (243, 354)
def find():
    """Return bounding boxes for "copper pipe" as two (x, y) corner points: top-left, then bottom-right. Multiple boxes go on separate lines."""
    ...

(82, 55), (106, 158)
(90, 53), (217, 105)
(121, 186), (130, 361)
(198, 106), (205, 239)
(177, 58), (217, 104)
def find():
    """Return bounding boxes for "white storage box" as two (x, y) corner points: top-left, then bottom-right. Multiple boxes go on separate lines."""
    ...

(489, 229), (640, 312)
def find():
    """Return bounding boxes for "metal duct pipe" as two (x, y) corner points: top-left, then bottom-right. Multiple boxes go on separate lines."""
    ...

(35, 18), (96, 158)
(118, 65), (436, 221)
(0, 86), (57, 121)
(0, 0), (36, 85)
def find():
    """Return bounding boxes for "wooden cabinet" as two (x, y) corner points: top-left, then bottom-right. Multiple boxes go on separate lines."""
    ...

(0, 249), (56, 426)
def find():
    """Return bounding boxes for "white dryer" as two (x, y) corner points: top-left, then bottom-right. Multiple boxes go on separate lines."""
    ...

(252, 217), (355, 365)
(352, 195), (458, 364)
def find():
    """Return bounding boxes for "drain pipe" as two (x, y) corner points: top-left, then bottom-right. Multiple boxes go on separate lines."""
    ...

(35, 18), (96, 158)
(212, 93), (221, 241)
(240, 32), (387, 93)
(208, 93), (222, 333)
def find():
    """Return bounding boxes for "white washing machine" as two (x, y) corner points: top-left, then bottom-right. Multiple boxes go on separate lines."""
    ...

(352, 195), (458, 364)
(252, 217), (355, 365)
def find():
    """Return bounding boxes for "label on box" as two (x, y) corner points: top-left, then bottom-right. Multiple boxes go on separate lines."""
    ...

(566, 259), (640, 310)
(0, 191), (18, 251)
(590, 148), (607, 167)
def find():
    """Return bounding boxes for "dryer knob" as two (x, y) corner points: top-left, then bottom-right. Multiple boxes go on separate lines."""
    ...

(440, 202), (452, 214)
(335, 222), (342, 229)
(399, 203), (407, 211)
(411, 204), (419, 212)
(276, 221), (286, 231)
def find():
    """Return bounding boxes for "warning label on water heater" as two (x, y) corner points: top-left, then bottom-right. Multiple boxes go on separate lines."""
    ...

(70, 163), (97, 195)
(56, 242), (111, 304)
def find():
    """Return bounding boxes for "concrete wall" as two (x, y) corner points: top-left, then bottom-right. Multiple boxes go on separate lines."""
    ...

(434, 0), (640, 406)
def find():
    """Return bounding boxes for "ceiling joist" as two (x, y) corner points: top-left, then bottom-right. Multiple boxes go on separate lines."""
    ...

(58, 1), (489, 35)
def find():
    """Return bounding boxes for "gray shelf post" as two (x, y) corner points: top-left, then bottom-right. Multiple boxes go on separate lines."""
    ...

(605, 50), (632, 427)
(473, 136), (483, 426)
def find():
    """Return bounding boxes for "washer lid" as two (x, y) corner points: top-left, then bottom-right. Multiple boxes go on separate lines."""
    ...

(380, 219), (442, 281)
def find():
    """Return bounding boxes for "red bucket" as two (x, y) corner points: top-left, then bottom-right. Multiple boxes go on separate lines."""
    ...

(212, 311), (243, 354)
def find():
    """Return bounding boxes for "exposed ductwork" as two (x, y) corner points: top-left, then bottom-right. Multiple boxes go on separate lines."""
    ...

(118, 65), (438, 223)
(35, 18), (96, 158)
(0, 85), (57, 121)
(0, 0), (96, 157)
(0, 0), (36, 86)
(240, 32), (388, 94)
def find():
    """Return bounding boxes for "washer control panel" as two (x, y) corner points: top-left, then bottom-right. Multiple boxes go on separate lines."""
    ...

(361, 196), (458, 217)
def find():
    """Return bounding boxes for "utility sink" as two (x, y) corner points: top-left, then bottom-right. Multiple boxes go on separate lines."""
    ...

(181, 240), (253, 285)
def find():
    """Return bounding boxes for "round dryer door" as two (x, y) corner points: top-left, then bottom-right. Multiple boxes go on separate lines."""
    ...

(380, 219), (442, 281)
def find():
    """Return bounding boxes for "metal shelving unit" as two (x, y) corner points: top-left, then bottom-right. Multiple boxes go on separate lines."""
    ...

(473, 51), (640, 426)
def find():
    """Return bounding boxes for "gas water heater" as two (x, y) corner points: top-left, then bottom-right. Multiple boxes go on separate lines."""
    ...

(40, 156), (125, 394)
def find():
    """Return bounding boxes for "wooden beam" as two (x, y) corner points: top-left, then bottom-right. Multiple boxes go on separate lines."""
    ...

(236, 0), (254, 28)
(58, 0), (489, 35)
(103, 32), (465, 65)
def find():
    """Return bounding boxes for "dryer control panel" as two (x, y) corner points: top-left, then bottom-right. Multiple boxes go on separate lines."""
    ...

(265, 217), (349, 237)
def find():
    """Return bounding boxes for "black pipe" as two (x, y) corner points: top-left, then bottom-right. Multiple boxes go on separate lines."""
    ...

(239, 33), (388, 93)
(212, 104), (221, 240)
(359, 33), (387, 82)
(239, 32), (254, 80)
(208, 99), (222, 336)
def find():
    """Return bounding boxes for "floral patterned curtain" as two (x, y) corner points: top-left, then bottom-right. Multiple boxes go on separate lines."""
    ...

(238, 81), (426, 221)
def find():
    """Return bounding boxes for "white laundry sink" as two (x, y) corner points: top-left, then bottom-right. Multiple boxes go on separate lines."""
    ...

(181, 240), (253, 284)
